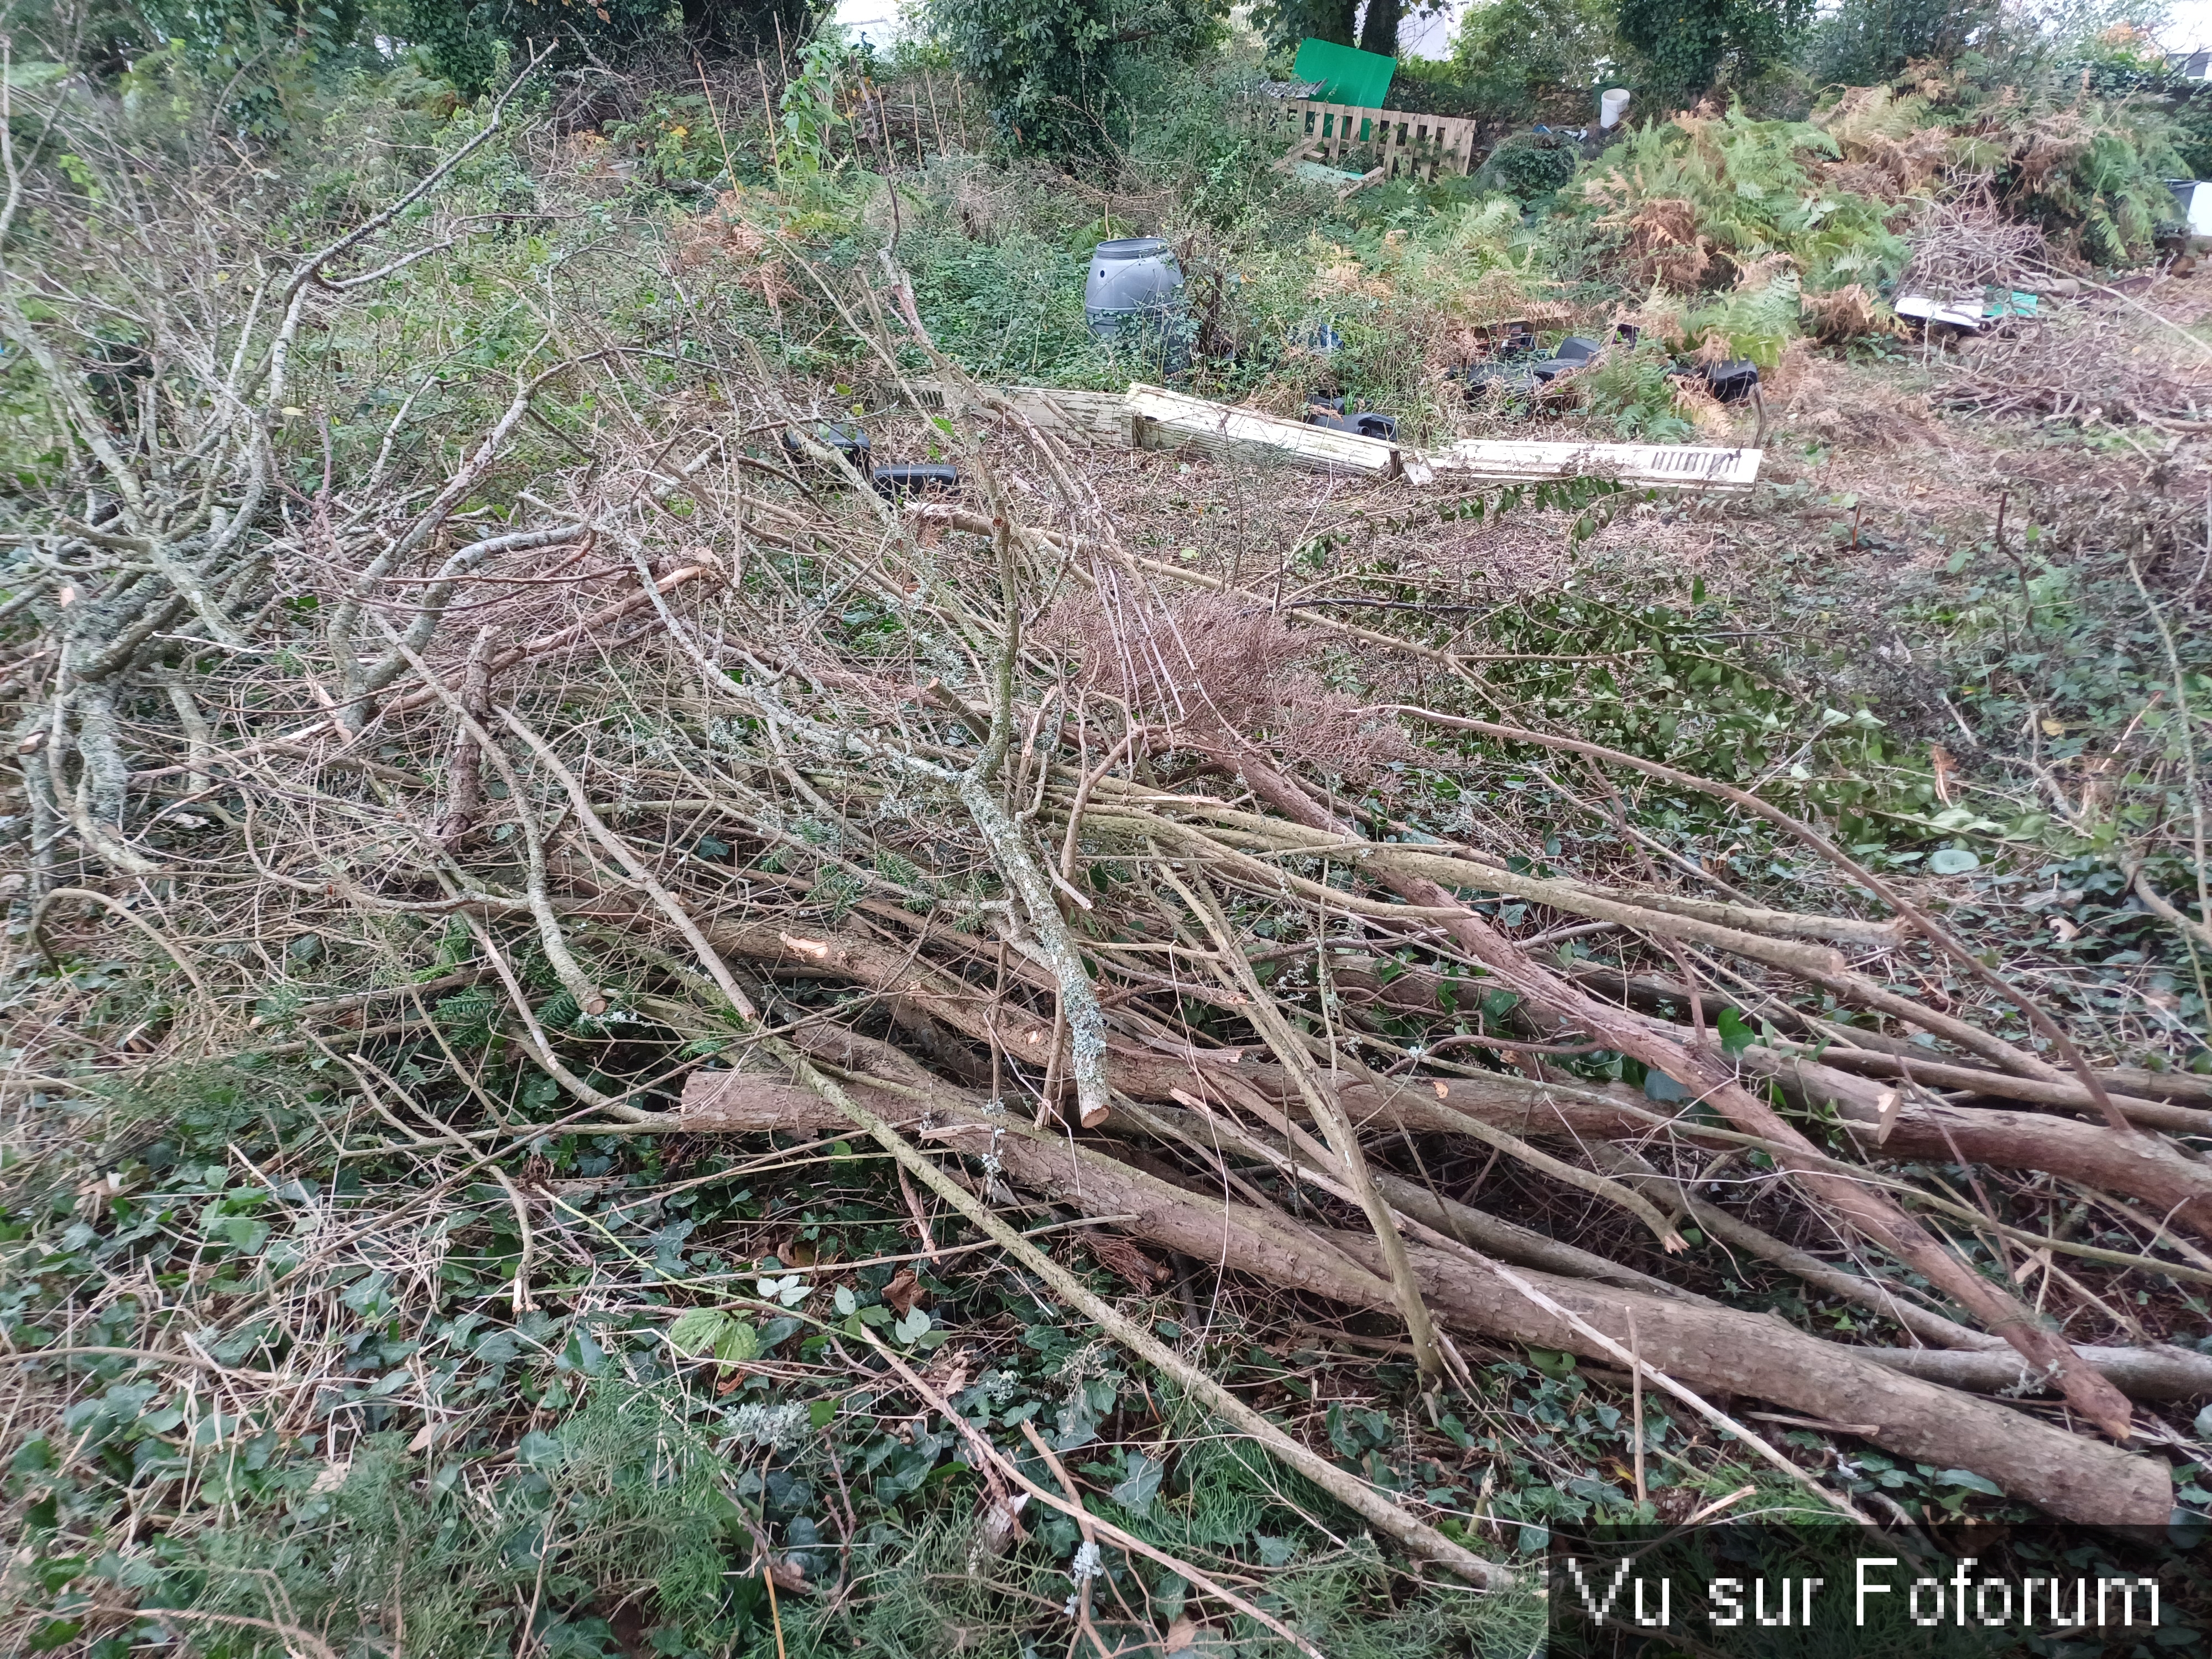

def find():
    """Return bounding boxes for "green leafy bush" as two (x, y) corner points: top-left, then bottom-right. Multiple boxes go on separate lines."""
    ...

(1441, 0), (1618, 124)
(922, 0), (1228, 153)
(1615, 0), (1811, 112)
(1475, 129), (1580, 200)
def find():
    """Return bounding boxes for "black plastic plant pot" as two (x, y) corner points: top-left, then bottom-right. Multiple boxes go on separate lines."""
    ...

(872, 465), (960, 497)
(1305, 405), (1397, 441)
(1550, 335), (1604, 365)
(1704, 359), (1761, 401)
(782, 423), (870, 463)
(1084, 237), (1183, 341)
(1465, 363), (1537, 400)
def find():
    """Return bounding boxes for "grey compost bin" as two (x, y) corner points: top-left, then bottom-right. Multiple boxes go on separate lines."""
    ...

(1084, 238), (1183, 339)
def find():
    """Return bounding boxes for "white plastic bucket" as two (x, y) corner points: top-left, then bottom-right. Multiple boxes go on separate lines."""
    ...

(1600, 88), (1631, 129)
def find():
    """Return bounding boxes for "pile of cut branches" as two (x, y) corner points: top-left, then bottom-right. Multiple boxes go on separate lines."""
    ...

(4, 62), (2212, 1647)
(1931, 278), (2212, 431)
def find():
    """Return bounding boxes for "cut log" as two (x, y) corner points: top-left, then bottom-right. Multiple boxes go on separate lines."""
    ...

(679, 1068), (2176, 1524)
(1217, 750), (2141, 1441)
(1702, 1035), (2212, 1240)
(1851, 1344), (2212, 1399)
(702, 916), (2212, 1248)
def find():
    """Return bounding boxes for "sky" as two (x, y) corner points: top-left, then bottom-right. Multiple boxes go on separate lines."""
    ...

(2167, 0), (2212, 45)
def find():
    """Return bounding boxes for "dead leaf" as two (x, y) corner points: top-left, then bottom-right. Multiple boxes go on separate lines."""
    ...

(768, 1554), (811, 1594)
(883, 1267), (926, 1315)
(921, 1344), (971, 1399)
(73, 1171), (126, 1219)
(1083, 1232), (1170, 1290)
(1929, 743), (1955, 806)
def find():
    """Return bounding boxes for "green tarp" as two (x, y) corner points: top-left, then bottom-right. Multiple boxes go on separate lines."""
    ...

(1291, 38), (1396, 109)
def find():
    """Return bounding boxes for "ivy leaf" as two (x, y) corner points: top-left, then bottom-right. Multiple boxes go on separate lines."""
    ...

(1110, 1449), (1164, 1516)
(713, 1319), (760, 1365)
(669, 1308), (733, 1357)
(1716, 1007), (1756, 1058)
(1934, 1468), (2004, 1496)
(893, 1307), (932, 1345)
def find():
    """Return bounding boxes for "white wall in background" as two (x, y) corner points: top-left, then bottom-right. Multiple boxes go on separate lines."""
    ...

(2163, 0), (2211, 52)
(1397, 0), (1464, 59)
(1349, 0), (1464, 61)
(831, 0), (909, 50)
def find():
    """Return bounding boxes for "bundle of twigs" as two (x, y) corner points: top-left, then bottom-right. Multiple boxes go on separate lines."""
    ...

(1932, 284), (2212, 431)
(6, 66), (2211, 1602)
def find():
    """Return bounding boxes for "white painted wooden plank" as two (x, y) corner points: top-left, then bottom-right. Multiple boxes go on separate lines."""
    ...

(915, 382), (1132, 447)
(1895, 294), (1987, 331)
(1422, 437), (1762, 491)
(998, 387), (1131, 447)
(1125, 383), (1401, 477)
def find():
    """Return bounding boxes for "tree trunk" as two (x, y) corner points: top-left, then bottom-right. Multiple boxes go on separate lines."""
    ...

(1357, 0), (1401, 56)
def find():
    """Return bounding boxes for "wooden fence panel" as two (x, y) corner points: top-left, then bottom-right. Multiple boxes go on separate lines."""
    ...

(1249, 97), (1481, 180)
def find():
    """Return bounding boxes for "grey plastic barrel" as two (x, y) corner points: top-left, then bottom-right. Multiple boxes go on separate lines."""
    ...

(1084, 238), (1183, 340)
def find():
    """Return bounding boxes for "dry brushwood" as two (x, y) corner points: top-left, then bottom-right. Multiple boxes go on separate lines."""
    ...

(1932, 289), (2212, 431)
(5, 74), (2208, 1608)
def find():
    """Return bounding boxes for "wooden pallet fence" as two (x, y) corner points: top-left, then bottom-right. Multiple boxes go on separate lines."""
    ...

(1250, 96), (1482, 180)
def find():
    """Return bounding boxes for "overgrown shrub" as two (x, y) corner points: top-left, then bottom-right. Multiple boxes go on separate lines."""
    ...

(1615, 0), (1812, 113)
(1579, 105), (1908, 295)
(1805, 0), (1999, 88)
(1442, 0), (1619, 124)
(1475, 129), (1581, 200)
(922, 0), (1228, 154)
